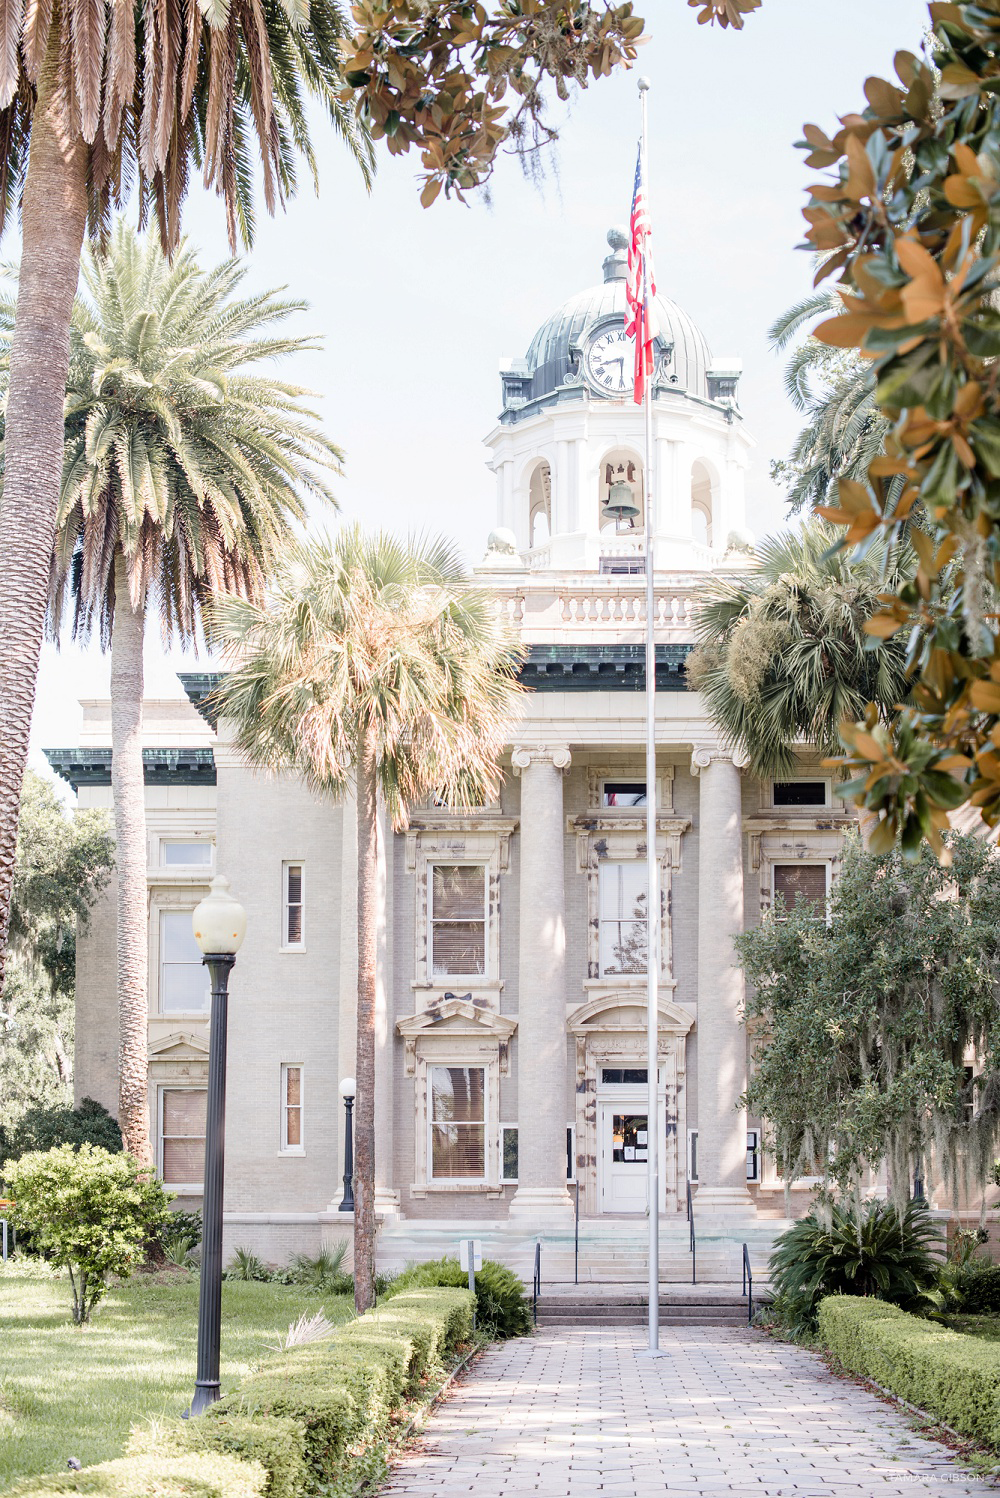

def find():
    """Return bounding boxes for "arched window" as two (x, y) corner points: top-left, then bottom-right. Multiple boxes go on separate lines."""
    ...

(599, 449), (644, 533)
(691, 460), (715, 549)
(528, 462), (551, 547)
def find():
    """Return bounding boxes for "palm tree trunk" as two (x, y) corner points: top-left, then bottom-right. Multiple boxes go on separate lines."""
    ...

(0, 23), (89, 1003)
(354, 722), (378, 1313)
(112, 550), (152, 1166)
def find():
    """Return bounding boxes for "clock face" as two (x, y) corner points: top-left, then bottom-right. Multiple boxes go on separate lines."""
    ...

(584, 326), (632, 396)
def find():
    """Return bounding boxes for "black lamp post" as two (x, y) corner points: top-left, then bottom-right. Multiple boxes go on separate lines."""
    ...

(339, 1077), (356, 1212)
(188, 876), (246, 1418)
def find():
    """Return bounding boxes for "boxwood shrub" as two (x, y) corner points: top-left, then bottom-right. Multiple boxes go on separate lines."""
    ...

(6, 1451), (266, 1497)
(206, 1288), (472, 1488)
(818, 1295), (1000, 1445)
(386, 1256), (531, 1338)
(129, 1415), (307, 1498)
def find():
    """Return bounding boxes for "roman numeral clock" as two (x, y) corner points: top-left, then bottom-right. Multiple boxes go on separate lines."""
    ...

(583, 323), (632, 396)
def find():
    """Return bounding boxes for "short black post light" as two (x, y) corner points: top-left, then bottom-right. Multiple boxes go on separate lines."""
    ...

(188, 876), (246, 1417)
(339, 1077), (356, 1212)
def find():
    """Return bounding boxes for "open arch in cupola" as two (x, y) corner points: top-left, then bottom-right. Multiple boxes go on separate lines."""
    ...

(691, 458), (718, 550)
(599, 448), (645, 534)
(528, 460), (552, 547)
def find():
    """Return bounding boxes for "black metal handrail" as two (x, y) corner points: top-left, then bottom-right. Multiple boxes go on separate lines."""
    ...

(742, 1241), (753, 1324)
(574, 1178), (580, 1286)
(532, 1240), (541, 1325)
(686, 1179), (696, 1285)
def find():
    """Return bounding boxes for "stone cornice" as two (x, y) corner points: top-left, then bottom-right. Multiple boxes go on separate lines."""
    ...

(44, 747), (216, 790)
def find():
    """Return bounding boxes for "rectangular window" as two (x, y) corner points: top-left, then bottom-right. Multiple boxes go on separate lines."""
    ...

(430, 1065), (486, 1179)
(161, 841), (213, 867)
(772, 780), (828, 808)
(747, 1128), (760, 1183)
(688, 1128), (699, 1183)
(500, 1124), (574, 1183)
(159, 1088), (206, 1185)
(599, 861), (647, 975)
(283, 863), (305, 948)
(281, 1064), (304, 1151)
(501, 1124), (518, 1183)
(601, 1067), (648, 1085)
(159, 911), (209, 1012)
(772, 863), (828, 915)
(430, 865), (487, 977)
(602, 781), (647, 808)
(599, 557), (645, 576)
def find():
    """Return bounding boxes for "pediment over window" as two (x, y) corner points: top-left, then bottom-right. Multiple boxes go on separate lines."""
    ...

(567, 992), (694, 1038)
(148, 1030), (210, 1061)
(397, 996), (517, 1043)
(398, 996), (517, 1079)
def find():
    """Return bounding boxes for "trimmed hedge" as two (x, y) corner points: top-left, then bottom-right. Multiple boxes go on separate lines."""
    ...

(386, 1256), (531, 1338)
(16, 1287), (475, 1498)
(129, 1416), (307, 1498)
(6, 1452), (266, 1497)
(818, 1295), (1000, 1445)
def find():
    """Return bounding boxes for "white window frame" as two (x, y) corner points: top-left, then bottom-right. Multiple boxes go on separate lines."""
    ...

(428, 1063), (489, 1184)
(281, 861), (306, 951)
(500, 1122), (519, 1183)
(746, 1127), (761, 1183)
(427, 862), (489, 981)
(599, 778), (648, 809)
(157, 1085), (206, 1190)
(158, 838), (215, 869)
(687, 1128), (699, 1183)
(769, 776), (832, 810)
(158, 908), (210, 1014)
(598, 860), (649, 978)
(279, 1063), (305, 1153)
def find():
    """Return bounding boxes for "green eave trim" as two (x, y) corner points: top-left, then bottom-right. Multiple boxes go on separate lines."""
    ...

(522, 644), (691, 692)
(179, 645), (692, 720)
(44, 747), (217, 790)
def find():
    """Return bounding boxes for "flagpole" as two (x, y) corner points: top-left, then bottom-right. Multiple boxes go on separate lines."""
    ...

(638, 74), (663, 1358)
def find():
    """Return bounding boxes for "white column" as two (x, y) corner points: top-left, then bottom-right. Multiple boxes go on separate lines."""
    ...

(509, 744), (573, 1222)
(329, 787), (357, 1216)
(692, 747), (754, 1216)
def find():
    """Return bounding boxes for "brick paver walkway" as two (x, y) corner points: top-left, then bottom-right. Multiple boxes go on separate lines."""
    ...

(381, 1326), (998, 1496)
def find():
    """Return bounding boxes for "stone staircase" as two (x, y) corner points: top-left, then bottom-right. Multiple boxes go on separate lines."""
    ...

(376, 1215), (784, 1289)
(534, 1285), (758, 1327)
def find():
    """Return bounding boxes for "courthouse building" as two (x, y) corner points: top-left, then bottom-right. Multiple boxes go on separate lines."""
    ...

(50, 228), (856, 1276)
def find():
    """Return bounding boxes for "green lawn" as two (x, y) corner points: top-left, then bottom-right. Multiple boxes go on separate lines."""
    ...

(0, 1264), (354, 1493)
(941, 1313), (1000, 1341)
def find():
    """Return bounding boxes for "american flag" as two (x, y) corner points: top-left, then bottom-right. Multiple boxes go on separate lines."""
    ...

(625, 143), (658, 405)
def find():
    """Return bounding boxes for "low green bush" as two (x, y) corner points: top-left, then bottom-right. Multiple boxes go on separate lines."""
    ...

(206, 1287), (473, 1484)
(818, 1294), (1000, 1446)
(130, 1415), (307, 1498)
(386, 1256), (531, 1338)
(949, 1262), (1000, 1314)
(5, 1451), (266, 1497)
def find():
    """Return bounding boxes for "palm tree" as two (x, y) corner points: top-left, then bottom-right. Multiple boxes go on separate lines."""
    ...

(35, 222), (341, 1163)
(686, 520), (913, 778)
(768, 291), (890, 516)
(209, 528), (524, 1310)
(0, 0), (372, 1008)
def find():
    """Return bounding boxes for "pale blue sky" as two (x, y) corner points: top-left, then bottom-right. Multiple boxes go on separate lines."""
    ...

(30, 0), (928, 774)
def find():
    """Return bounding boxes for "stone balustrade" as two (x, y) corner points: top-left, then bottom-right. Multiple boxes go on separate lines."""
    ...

(488, 578), (704, 643)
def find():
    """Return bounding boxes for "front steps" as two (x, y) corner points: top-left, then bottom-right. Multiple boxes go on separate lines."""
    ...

(376, 1215), (785, 1287)
(534, 1285), (761, 1328)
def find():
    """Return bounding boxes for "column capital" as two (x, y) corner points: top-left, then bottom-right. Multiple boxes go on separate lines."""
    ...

(690, 744), (751, 777)
(511, 744), (572, 775)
